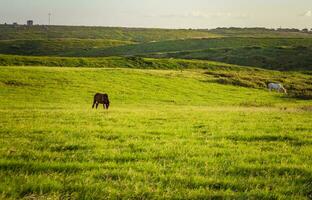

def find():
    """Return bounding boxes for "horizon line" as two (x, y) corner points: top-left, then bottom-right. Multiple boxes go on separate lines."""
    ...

(0, 23), (311, 31)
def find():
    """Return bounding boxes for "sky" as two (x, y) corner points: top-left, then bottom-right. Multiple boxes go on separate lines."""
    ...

(0, 0), (311, 29)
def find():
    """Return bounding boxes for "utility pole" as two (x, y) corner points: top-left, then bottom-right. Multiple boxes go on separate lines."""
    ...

(48, 13), (51, 25)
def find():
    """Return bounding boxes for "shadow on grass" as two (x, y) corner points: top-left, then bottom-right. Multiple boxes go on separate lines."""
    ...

(0, 160), (98, 173)
(227, 165), (312, 198)
(227, 135), (311, 146)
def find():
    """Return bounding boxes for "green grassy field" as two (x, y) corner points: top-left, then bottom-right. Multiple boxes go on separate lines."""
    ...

(0, 25), (220, 42)
(0, 39), (134, 57)
(1, 66), (312, 199)
(2, 36), (312, 70)
(209, 27), (312, 38)
(1, 55), (311, 99)
(1, 25), (312, 71)
(1, 25), (311, 41)
(90, 38), (312, 71)
(1, 25), (312, 199)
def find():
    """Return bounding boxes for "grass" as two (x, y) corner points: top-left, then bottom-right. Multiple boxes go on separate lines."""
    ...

(90, 37), (312, 71)
(0, 39), (134, 56)
(1, 55), (311, 99)
(0, 66), (312, 199)
(0, 25), (220, 42)
(1, 25), (311, 42)
(209, 27), (312, 38)
(1, 25), (312, 71)
(150, 46), (312, 71)
(94, 38), (312, 56)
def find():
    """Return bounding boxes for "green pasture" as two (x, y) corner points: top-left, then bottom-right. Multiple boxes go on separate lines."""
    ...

(2, 36), (312, 70)
(0, 66), (312, 199)
(0, 25), (219, 42)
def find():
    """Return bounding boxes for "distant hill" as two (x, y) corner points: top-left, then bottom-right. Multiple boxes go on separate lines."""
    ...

(0, 39), (134, 56)
(1, 25), (312, 71)
(1, 25), (311, 41)
(81, 38), (312, 71)
(0, 25), (220, 42)
(209, 27), (312, 38)
(88, 37), (312, 56)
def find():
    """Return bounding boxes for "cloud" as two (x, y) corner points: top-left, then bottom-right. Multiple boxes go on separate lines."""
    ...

(301, 10), (312, 17)
(146, 11), (249, 19)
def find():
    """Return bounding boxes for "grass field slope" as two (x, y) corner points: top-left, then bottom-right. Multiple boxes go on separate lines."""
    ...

(209, 27), (312, 38)
(1, 25), (312, 71)
(89, 37), (312, 71)
(1, 54), (311, 99)
(0, 39), (134, 57)
(0, 25), (220, 42)
(0, 63), (312, 199)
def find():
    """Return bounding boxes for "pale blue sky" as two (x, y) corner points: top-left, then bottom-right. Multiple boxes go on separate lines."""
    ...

(0, 0), (311, 28)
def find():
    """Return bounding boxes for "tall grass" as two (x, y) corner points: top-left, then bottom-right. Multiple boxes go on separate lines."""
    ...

(0, 66), (311, 199)
(0, 25), (219, 42)
(0, 39), (134, 56)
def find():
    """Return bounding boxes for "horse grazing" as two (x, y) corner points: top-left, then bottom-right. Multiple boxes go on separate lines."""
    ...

(92, 93), (110, 109)
(268, 83), (287, 94)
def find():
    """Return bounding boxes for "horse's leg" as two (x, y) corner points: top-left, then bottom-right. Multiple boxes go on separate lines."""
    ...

(96, 103), (99, 109)
(103, 103), (106, 109)
(92, 100), (96, 108)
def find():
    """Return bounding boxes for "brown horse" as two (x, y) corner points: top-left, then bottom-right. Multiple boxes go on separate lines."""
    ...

(92, 93), (110, 109)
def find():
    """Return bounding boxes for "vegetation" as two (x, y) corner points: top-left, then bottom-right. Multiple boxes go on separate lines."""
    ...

(0, 39), (134, 56)
(1, 54), (311, 99)
(209, 27), (312, 38)
(1, 25), (311, 42)
(149, 45), (312, 71)
(0, 54), (255, 69)
(100, 37), (312, 56)
(0, 25), (219, 42)
(90, 37), (312, 71)
(1, 35), (312, 70)
(0, 25), (311, 199)
(1, 25), (312, 71)
(0, 66), (312, 199)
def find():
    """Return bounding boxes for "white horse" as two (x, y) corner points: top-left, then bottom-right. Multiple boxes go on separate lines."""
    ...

(268, 83), (287, 94)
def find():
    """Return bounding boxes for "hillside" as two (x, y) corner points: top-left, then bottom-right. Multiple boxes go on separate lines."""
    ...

(0, 39), (134, 56)
(84, 37), (312, 70)
(1, 34), (312, 71)
(90, 37), (312, 56)
(209, 27), (312, 38)
(0, 25), (219, 42)
(1, 54), (311, 99)
(1, 25), (311, 41)
(1, 25), (312, 71)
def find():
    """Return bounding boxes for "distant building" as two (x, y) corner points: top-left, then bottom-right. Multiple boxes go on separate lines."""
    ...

(27, 20), (33, 26)
(13, 22), (18, 26)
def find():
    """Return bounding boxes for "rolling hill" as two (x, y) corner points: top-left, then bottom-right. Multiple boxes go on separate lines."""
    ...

(0, 25), (220, 42)
(0, 54), (311, 99)
(1, 25), (312, 71)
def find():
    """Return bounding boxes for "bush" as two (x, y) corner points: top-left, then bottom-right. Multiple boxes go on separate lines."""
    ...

(289, 90), (312, 100)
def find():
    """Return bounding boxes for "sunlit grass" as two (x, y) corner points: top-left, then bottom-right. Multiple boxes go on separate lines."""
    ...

(0, 66), (312, 199)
